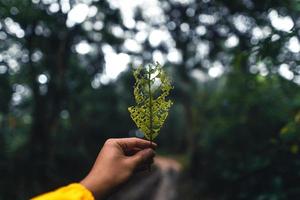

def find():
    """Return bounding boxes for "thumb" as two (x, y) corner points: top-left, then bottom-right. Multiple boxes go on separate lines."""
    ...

(128, 148), (155, 168)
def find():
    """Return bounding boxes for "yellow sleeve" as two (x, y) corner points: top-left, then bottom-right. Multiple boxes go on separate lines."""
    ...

(31, 183), (94, 200)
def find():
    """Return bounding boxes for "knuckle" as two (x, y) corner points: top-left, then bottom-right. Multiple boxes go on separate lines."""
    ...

(147, 148), (155, 156)
(134, 139), (139, 147)
(135, 152), (143, 160)
(124, 159), (135, 171)
(105, 138), (115, 145)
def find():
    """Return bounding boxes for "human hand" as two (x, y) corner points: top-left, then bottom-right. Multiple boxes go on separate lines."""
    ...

(80, 138), (156, 199)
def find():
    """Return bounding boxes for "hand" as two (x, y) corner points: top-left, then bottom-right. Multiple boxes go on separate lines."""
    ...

(80, 138), (156, 199)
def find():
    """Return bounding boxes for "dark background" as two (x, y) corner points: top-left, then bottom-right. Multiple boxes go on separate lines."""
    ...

(0, 0), (300, 199)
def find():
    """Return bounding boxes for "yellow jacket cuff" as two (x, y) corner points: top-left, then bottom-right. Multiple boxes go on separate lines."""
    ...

(31, 183), (94, 200)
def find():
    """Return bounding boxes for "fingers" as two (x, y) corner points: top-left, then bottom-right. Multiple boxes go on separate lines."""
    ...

(128, 148), (155, 168)
(135, 157), (154, 172)
(116, 137), (157, 151)
(124, 147), (142, 156)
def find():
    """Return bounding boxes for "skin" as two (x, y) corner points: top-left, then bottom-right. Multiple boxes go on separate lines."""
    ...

(80, 138), (157, 200)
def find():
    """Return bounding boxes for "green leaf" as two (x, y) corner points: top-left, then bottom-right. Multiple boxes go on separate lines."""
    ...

(128, 62), (173, 141)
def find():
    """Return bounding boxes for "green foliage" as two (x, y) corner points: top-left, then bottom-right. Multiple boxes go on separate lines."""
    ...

(128, 62), (173, 141)
(183, 62), (300, 200)
(280, 111), (300, 154)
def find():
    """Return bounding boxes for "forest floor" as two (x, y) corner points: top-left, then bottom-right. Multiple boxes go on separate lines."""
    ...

(109, 155), (182, 200)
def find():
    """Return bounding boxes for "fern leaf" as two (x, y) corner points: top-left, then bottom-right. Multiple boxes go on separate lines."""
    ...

(128, 62), (173, 141)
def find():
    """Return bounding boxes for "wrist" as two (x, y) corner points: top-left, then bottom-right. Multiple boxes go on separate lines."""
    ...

(80, 175), (112, 200)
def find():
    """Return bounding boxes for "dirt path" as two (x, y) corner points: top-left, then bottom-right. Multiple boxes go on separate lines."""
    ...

(152, 156), (182, 200)
(109, 155), (182, 200)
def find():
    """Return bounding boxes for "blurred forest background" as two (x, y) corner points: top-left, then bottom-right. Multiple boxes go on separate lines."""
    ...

(1, 0), (300, 199)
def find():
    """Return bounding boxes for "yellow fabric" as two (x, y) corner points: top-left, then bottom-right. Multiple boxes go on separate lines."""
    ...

(31, 183), (94, 200)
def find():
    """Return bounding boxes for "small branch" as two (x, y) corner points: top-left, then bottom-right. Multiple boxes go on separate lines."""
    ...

(148, 66), (153, 143)
(148, 66), (153, 171)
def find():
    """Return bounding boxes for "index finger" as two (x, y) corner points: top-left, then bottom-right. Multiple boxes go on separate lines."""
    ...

(116, 137), (157, 150)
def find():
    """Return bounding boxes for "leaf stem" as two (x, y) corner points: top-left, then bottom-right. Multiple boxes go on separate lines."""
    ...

(148, 66), (153, 172)
(148, 66), (153, 144)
